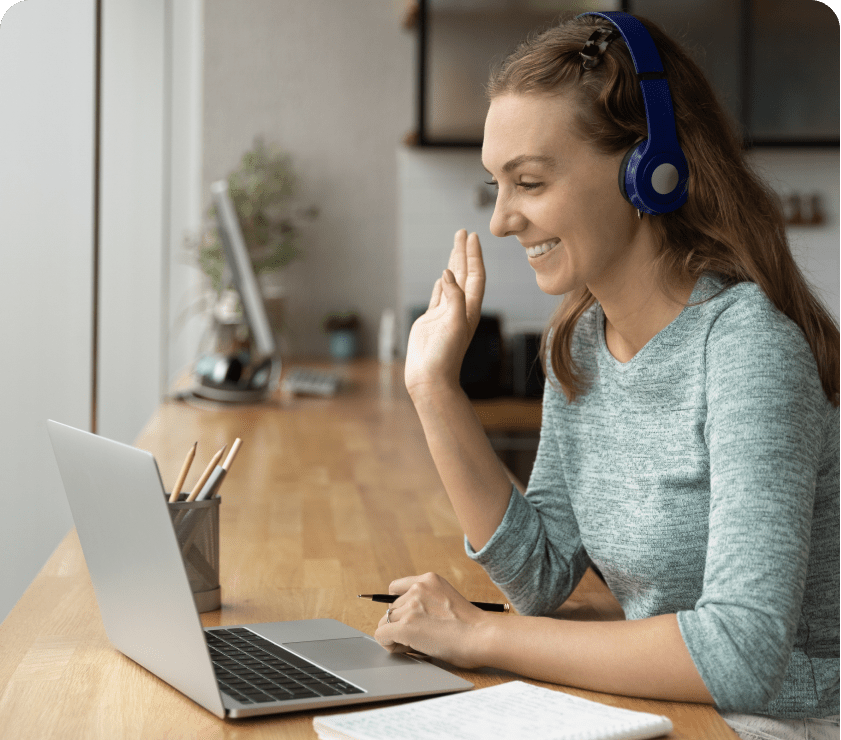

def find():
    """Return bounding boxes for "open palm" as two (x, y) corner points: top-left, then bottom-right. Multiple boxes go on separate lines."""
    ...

(405, 230), (486, 397)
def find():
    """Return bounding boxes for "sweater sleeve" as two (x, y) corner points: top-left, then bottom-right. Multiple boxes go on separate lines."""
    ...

(676, 297), (827, 712)
(465, 379), (592, 616)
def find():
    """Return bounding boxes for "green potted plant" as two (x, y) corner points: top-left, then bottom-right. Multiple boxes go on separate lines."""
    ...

(191, 136), (318, 341)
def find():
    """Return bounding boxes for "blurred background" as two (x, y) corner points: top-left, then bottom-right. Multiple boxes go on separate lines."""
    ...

(1, 0), (837, 622)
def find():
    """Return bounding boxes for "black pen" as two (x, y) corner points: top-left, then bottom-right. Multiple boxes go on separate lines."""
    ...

(358, 594), (510, 613)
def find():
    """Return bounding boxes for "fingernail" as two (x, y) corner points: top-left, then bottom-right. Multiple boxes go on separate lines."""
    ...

(443, 269), (454, 283)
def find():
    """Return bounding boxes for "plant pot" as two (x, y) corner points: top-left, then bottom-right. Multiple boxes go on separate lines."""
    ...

(328, 329), (358, 360)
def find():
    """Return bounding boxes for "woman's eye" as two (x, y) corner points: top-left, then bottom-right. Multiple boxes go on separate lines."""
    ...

(483, 180), (542, 191)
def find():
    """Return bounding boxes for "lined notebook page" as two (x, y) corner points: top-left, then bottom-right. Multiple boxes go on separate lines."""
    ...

(313, 681), (673, 740)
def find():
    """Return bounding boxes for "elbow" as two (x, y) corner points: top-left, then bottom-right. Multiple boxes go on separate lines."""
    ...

(679, 605), (792, 713)
(717, 672), (785, 713)
(496, 547), (590, 618)
(496, 565), (566, 617)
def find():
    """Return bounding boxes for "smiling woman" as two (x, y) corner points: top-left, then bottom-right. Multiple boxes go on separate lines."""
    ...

(379, 11), (839, 740)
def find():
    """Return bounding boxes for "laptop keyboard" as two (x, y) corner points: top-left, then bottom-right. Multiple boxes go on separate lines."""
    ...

(206, 627), (365, 704)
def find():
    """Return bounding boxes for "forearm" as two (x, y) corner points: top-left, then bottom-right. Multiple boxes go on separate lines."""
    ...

(476, 612), (714, 704)
(410, 383), (513, 551)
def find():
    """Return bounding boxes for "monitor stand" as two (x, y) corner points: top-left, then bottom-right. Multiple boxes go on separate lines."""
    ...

(188, 353), (280, 404)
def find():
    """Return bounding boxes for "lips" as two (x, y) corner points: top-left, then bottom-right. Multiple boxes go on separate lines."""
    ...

(525, 240), (559, 258)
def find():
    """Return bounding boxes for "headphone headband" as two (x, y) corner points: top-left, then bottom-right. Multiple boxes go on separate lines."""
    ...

(578, 11), (689, 215)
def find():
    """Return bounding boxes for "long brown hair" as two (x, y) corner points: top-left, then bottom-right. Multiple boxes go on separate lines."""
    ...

(487, 14), (839, 406)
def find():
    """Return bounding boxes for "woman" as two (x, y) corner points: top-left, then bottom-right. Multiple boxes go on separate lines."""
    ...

(374, 12), (839, 740)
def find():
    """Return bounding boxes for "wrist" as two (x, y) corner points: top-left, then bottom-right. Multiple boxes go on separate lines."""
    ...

(406, 378), (466, 408)
(469, 611), (507, 669)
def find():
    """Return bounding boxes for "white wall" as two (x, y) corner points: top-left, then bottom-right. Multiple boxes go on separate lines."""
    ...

(202, 0), (414, 358)
(747, 149), (840, 319)
(0, 0), (95, 622)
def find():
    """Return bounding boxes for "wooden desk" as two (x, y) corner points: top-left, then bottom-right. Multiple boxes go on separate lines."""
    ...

(0, 360), (735, 738)
(470, 396), (542, 432)
(471, 396), (543, 485)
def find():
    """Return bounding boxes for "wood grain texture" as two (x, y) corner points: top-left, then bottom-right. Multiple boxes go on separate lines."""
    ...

(0, 360), (736, 738)
(470, 396), (542, 432)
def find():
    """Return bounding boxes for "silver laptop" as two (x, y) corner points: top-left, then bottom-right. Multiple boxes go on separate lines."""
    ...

(46, 420), (472, 719)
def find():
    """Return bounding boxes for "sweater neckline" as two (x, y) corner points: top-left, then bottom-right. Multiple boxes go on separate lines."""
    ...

(596, 273), (721, 372)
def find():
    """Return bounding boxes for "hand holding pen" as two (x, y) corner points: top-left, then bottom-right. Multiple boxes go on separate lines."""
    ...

(358, 594), (509, 612)
(371, 573), (509, 668)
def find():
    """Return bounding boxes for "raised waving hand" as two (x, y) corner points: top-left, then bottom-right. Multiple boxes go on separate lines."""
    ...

(404, 230), (486, 398)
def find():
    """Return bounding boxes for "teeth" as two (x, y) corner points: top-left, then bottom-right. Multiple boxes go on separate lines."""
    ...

(526, 240), (558, 258)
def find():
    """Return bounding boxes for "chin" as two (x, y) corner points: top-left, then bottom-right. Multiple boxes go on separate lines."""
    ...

(534, 272), (574, 297)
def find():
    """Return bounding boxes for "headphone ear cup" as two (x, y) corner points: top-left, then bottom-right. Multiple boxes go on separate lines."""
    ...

(618, 143), (642, 206)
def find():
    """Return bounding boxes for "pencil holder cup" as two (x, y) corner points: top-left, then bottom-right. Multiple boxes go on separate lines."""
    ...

(166, 494), (221, 612)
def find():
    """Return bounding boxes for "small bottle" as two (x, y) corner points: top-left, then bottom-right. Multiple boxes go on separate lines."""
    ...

(378, 309), (396, 365)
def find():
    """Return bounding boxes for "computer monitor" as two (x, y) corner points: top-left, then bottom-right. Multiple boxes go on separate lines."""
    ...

(211, 180), (276, 358)
(191, 181), (280, 402)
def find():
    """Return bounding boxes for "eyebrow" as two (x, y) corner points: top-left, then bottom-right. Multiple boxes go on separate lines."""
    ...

(482, 154), (557, 175)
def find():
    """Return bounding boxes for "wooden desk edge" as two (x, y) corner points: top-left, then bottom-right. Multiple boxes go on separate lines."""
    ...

(470, 396), (542, 432)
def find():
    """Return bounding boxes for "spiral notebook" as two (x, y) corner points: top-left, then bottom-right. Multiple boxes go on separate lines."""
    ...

(313, 680), (673, 740)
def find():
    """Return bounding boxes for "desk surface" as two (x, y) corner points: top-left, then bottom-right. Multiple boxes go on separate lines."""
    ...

(0, 360), (735, 739)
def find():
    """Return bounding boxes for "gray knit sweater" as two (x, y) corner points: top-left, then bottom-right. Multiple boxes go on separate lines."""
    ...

(467, 274), (839, 718)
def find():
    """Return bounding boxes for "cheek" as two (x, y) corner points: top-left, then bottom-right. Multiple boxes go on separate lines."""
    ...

(577, 153), (626, 209)
(588, 173), (625, 216)
(528, 165), (629, 240)
(560, 177), (625, 229)
(575, 177), (633, 245)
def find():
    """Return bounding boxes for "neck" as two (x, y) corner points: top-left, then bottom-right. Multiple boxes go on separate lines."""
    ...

(589, 241), (695, 364)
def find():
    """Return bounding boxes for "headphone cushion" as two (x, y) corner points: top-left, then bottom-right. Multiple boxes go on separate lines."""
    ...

(618, 142), (689, 215)
(618, 143), (642, 206)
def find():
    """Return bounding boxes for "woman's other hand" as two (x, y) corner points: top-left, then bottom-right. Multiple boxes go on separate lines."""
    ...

(405, 230), (486, 398)
(374, 572), (492, 669)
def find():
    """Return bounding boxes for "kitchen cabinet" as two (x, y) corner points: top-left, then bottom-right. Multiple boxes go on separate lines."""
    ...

(415, 0), (839, 146)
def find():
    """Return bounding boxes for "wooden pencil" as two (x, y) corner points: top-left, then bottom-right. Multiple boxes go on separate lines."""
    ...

(168, 442), (196, 503)
(222, 437), (242, 471)
(184, 445), (226, 503)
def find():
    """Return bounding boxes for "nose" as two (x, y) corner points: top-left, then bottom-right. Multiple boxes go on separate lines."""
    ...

(489, 190), (526, 238)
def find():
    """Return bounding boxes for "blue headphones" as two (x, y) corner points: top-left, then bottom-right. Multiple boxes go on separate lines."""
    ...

(579, 11), (688, 215)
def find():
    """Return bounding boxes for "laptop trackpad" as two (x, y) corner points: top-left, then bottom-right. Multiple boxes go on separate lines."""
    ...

(285, 637), (417, 671)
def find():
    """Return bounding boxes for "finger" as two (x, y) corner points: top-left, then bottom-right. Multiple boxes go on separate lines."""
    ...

(447, 229), (468, 289)
(464, 232), (486, 326)
(388, 574), (424, 596)
(382, 642), (412, 654)
(441, 270), (466, 318)
(374, 623), (411, 653)
(377, 603), (402, 629)
(375, 609), (415, 652)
